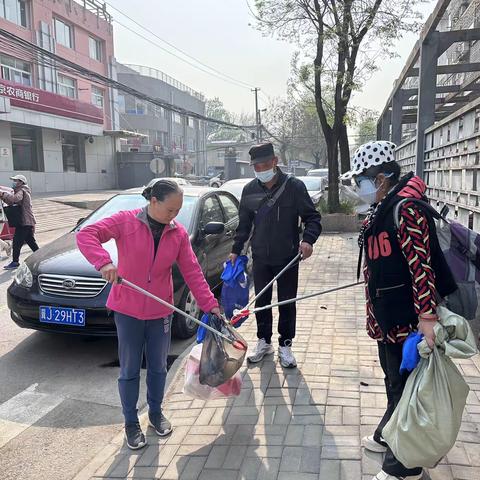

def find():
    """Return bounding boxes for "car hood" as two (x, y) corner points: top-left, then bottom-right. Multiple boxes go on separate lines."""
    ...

(26, 232), (117, 277)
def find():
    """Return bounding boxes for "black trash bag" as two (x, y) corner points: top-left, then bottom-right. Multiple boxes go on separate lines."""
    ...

(199, 314), (247, 387)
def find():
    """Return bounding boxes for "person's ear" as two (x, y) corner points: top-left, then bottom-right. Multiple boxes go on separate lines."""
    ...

(375, 173), (386, 188)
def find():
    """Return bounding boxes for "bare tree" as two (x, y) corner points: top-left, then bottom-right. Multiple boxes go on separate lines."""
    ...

(353, 108), (379, 150)
(262, 95), (327, 168)
(253, 0), (424, 211)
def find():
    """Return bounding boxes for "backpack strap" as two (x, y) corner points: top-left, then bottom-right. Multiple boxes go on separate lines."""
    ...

(393, 198), (447, 230)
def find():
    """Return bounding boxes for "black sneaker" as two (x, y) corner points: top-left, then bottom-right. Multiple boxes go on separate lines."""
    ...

(149, 412), (173, 437)
(125, 422), (147, 450)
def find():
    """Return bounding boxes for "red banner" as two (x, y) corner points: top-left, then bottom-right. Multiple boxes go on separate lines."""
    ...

(0, 79), (104, 124)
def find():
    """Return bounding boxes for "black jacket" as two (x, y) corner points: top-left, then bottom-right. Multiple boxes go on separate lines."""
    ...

(232, 170), (322, 265)
(364, 173), (457, 334)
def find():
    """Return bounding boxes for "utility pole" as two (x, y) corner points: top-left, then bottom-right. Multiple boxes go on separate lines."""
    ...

(252, 87), (261, 141)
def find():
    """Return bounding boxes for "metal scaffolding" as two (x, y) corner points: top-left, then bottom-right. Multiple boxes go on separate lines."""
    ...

(377, 0), (480, 175)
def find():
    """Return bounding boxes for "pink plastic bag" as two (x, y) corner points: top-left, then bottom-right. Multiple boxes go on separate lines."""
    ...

(183, 344), (242, 400)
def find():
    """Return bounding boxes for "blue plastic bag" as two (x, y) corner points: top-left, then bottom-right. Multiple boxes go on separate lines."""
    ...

(220, 255), (249, 321)
(196, 313), (210, 344)
(400, 332), (423, 374)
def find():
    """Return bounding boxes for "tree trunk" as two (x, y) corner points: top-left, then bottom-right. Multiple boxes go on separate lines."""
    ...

(339, 123), (350, 174)
(313, 151), (321, 169)
(326, 133), (340, 212)
(279, 143), (288, 165)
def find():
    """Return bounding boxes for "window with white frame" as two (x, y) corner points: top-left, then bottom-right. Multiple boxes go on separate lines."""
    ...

(0, 54), (31, 86)
(91, 86), (104, 108)
(188, 117), (195, 128)
(54, 18), (73, 49)
(0, 0), (29, 28)
(173, 112), (182, 124)
(89, 36), (102, 62)
(57, 73), (76, 98)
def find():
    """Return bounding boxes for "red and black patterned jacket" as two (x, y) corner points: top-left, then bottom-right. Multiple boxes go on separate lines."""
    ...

(362, 174), (456, 344)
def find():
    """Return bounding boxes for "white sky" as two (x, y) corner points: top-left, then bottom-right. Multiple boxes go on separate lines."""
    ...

(110, 0), (438, 116)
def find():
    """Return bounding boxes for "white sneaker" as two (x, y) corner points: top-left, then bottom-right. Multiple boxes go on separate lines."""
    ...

(372, 470), (423, 480)
(278, 344), (297, 368)
(247, 338), (274, 363)
(362, 435), (387, 453)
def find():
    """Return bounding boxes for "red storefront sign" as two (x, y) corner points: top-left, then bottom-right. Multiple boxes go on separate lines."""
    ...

(0, 79), (104, 124)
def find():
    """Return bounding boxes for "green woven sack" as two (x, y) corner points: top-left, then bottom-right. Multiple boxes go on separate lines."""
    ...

(382, 306), (478, 469)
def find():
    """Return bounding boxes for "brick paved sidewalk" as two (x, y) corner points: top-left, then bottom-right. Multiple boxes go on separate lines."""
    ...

(74, 234), (480, 480)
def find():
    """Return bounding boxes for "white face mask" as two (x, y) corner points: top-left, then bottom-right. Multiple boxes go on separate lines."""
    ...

(255, 168), (276, 183)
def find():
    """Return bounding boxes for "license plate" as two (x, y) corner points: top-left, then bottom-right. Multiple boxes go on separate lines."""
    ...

(39, 306), (86, 327)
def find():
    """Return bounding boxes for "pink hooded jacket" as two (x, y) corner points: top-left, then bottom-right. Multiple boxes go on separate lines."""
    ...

(76, 207), (219, 320)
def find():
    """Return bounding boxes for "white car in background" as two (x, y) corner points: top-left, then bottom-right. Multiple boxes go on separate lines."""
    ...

(296, 176), (324, 206)
(221, 178), (253, 201)
(307, 168), (328, 178)
(209, 173), (225, 188)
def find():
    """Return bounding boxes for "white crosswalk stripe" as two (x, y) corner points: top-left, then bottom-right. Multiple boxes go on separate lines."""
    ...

(0, 383), (63, 448)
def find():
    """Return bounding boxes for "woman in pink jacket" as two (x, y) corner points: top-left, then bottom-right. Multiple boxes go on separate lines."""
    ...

(77, 179), (220, 450)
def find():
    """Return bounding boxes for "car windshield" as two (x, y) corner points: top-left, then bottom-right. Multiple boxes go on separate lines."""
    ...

(76, 194), (198, 232)
(298, 177), (322, 191)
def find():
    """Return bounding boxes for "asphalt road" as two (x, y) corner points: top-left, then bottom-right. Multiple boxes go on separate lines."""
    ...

(0, 217), (192, 480)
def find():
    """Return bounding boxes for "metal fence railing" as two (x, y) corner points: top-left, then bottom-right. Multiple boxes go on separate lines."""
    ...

(397, 96), (480, 230)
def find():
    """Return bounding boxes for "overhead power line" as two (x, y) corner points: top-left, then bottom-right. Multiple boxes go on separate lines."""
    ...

(106, 1), (255, 91)
(0, 28), (255, 131)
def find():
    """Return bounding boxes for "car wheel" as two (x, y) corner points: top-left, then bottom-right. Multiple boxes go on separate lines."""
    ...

(172, 288), (201, 339)
(211, 182), (221, 188)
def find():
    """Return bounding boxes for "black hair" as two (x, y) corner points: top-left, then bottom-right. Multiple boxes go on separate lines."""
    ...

(142, 179), (182, 201)
(365, 161), (401, 186)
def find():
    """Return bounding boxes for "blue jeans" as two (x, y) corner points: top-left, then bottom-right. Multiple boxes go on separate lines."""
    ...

(114, 312), (172, 424)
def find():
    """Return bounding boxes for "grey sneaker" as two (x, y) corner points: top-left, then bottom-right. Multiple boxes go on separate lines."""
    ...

(149, 412), (173, 437)
(362, 435), (387, 453)
(278, 344), (297, 368)
(247, 338), (274, 363)
(125, 422), (147, 450)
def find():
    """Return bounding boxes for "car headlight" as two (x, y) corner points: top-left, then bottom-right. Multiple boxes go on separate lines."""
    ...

(14, 263), (33, 288)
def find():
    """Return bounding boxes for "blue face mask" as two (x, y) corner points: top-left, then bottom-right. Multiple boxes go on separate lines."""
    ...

(11, 182), (17, 189)
(355, 173), (394, 205)
(255, 168), (276, 183)
(356, 177), (378, 205)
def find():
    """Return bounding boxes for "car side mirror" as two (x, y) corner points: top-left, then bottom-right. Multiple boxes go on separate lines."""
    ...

(76, 217), (85, 226)
(203, 222), (225, 235)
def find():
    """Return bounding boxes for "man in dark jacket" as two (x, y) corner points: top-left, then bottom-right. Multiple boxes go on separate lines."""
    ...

(229, 143), (322, 368)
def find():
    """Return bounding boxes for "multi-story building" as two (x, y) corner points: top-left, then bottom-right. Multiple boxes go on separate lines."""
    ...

(0, 0), (116, 192)
(116, 63), (207, 176)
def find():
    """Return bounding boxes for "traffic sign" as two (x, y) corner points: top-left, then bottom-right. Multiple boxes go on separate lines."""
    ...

(150, 157), (166, 174)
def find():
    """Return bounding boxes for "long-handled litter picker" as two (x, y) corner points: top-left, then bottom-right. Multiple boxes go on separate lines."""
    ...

(118, 277), (246, 350)
(231, 280), (363, 326)
(245, 253), (302, 310)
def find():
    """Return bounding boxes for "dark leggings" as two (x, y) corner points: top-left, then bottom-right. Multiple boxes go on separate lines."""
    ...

(375, 341), (423, 478)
